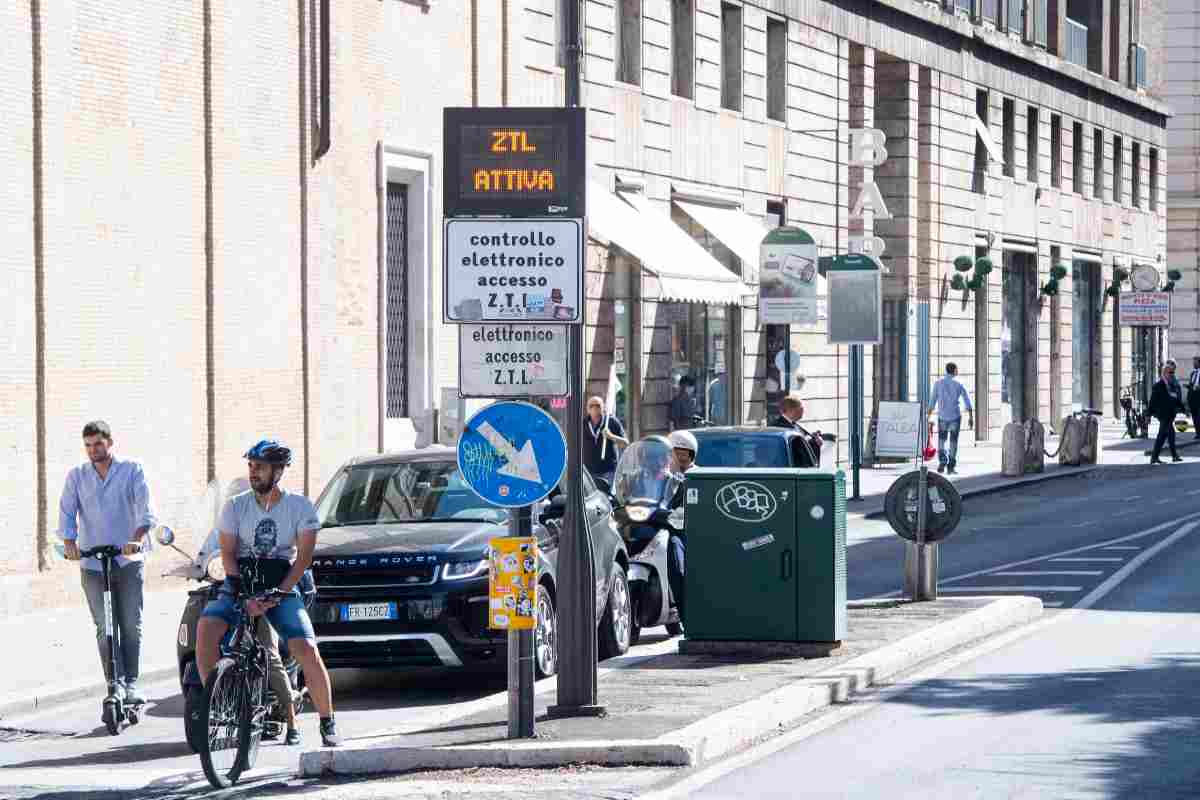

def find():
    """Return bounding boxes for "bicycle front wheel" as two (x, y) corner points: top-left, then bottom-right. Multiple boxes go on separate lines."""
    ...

(239, 667), (266, 773)
(199, 658), (249, 788)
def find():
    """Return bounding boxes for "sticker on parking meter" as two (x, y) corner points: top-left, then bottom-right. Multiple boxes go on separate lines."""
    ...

(686, 488), (698, 505)
(488, 537), (538, 630)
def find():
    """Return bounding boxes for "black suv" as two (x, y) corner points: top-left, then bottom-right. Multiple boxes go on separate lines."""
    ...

(309, 446), (632, 677)
(690, 425), (829, 468)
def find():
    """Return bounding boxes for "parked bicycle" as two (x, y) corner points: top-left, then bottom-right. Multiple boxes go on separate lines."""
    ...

(197, 561), (287, 789)
(1120, 384), (1151, 440)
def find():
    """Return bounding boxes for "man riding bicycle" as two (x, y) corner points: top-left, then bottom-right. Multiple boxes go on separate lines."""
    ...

(195, 440), (342, 747)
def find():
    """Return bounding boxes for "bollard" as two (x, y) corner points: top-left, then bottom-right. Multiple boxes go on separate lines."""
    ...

(903, 542), (938, 601)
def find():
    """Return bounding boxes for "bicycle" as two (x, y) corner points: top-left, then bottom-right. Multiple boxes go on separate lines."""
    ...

(198, 576), (289, 788)
(1119, 384), (1150, 440)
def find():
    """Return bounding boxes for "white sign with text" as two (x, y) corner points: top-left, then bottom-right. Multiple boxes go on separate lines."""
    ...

(458, 324), (569, 397)
(875, 401), (924, 459)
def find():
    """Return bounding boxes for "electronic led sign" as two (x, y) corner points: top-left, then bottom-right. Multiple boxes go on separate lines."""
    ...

(444, 107), (585, 218)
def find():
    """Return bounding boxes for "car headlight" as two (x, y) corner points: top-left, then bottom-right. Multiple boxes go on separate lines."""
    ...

(626, 506), (651, 522)
(443, 559), (489, 581)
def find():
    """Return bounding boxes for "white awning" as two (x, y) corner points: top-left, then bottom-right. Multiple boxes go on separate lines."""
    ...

(587, 183), (752, 306)
(1072, 251), (1103, 264)
(672, 199), (769, 275)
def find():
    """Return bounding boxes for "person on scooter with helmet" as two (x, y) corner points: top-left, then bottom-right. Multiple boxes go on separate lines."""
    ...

(195, 439), (343, 747)
(666, 430), (698, 625)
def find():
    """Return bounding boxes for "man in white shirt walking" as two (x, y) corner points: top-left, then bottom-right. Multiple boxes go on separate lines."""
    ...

(929, 363), (974, 475)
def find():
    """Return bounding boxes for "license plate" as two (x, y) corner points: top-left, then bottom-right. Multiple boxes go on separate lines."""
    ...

(340, 602), (398, 622)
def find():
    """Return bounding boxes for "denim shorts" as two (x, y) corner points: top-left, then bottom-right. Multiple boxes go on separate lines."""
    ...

(200, 589), (315, 643)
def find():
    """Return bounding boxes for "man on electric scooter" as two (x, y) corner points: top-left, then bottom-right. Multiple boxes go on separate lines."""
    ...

(195, 440), (343, 747)
(666, 430), (698, 625)
(58, 420), (157, 709)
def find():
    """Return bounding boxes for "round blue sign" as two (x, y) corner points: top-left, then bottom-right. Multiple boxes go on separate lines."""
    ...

(457, 401), (568, 508)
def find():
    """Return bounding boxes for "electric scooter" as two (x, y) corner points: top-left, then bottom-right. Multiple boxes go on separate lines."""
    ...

(78, 544), (145, 735)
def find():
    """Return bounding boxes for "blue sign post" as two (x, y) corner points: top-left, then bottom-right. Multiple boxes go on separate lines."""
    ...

(457, 401), (567, 508)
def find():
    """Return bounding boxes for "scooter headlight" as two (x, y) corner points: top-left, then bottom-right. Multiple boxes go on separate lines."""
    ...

(626, 506), (651, 523)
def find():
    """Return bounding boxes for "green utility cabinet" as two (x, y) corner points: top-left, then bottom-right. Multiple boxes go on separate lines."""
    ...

(683, 467), (846, 643)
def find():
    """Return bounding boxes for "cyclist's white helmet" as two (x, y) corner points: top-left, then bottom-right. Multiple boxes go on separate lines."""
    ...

(669, 430), (698, 455)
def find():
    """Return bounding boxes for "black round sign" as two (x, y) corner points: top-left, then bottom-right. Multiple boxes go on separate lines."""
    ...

(883, 470), (963, 543)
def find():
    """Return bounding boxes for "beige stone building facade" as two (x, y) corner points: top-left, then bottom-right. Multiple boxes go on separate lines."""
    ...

(0, 0), (1168, 614)
(1165, 0), (1199, 361)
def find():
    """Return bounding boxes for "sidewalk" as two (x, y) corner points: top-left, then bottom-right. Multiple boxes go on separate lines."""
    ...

(845, 422), (1199, 520)
(0, 586), (190, 720)
(301, 596), (1042, 776)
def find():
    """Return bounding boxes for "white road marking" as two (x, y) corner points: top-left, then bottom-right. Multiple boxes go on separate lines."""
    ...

(992, 571), (1103, 577)
(1102, 546), (1141, 551)
(937, 585), (1083, 592)
(874, 510), (1200, 599)
(1050, 557), (1124, 562)
(1157, 499), (1174, 505)
(649, 517), (1200, 800)
(1042, 601), (1065, 607)
(1071, 522), (1096, 528)
(1188, 489), (1200, 496)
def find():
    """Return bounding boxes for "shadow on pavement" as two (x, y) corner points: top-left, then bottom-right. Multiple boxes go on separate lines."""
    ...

(878, 653), (1200, 796)
(3, 740), (193, 769)
(0, 772), (329, 800)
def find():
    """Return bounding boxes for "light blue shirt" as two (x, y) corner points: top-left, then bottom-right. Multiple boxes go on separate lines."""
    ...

(57, 457), (157, 572)
(930, 376), (973, 422)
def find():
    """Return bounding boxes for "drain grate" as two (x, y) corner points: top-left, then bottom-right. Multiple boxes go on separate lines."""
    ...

(0, 726), (79, 742)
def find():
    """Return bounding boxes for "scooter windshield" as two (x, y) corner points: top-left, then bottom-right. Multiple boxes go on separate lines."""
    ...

(613, 439), (683, 508)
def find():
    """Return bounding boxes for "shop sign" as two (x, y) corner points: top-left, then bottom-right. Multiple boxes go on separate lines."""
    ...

(848, 129), (893, 222)
(458, 324), (569, 397)
(759, 226), (820, 325)
(444, 218), (582, 324)
(826, 254), (883, 345)
(1118, 292), (1171, 327)
(874, 401), (924, 459)
(488, 537), (539, 630)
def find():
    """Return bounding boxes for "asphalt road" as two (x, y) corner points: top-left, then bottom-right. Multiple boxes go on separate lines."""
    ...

(686, 463), (1200, 799)
(4, 461), (1200, 799)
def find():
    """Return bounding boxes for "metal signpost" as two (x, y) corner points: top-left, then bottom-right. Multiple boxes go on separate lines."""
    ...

(457, 401), (568, 737)
(443, 105), (589, 736)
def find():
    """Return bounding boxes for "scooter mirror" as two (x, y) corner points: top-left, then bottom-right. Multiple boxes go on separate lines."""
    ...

(154, 525), (176, 546)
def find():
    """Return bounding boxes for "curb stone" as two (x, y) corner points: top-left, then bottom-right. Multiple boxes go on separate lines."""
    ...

(299, 596), (1043, 776)
(0, 663), (178, 722)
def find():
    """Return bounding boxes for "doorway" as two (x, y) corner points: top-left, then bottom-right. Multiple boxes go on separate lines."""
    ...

(1001, 250), (1038, 422)
(1072, 260), (1100, 410)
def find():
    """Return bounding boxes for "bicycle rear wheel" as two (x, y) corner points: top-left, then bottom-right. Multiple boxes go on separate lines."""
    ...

(199, 658), (249, 788)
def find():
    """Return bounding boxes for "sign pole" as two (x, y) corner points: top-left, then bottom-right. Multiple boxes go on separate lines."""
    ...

(850, 344), (863, 500)
(549, 0), (603, 718)
(914, 458), (928, 602)
(507, 505), (536, 738)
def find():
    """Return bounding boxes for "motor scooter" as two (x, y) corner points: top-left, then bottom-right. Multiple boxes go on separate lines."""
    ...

(610, 436), (686, 645)
(157, 480), (311, 752)
(78, 544), (145, 735)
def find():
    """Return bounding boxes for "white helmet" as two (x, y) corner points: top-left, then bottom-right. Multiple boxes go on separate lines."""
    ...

(669, 430), (698, 455)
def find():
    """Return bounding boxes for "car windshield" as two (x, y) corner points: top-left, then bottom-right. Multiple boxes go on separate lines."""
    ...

(695, 433), (790, 468)
(315, 461), (509, 526)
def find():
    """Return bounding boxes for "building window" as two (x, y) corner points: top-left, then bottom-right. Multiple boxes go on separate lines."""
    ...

(385, 182), (409, 419)
(1093, 128), (1103, 200)
(1032, 0), (1048, 45)
(1113, 135), (1124, 204)
(1050, 115), (1062, 188)
(973, 89), (989, 194)
(981, 0), (1000, 27)
(1027, 106), (1039, 184)
(1150, 147), (1159, 211)
(671, 0), (694, 99)
(1072, 121), (1084, 194)
(1131, 141), (1142, 208)
(1003, 98), (1015, 178)
(720, 3), (742, 112)
(616, 0), (641, 85)
(766, 17), (786, 122)
(1007, 0), (1024, 36)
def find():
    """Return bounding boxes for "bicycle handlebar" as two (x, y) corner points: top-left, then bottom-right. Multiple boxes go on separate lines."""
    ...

(78, 545), (123, 560)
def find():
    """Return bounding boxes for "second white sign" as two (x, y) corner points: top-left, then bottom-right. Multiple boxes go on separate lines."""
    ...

(459, 324), (569, 398)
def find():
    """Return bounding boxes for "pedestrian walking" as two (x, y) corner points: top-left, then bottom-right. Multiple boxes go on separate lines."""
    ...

(1187, 356), (1200, 440)
(57, 420), (157, 706)
(582, 396), (628, 486)
(1150, 361), (1186, 464)
(929, 363), (974, 475)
